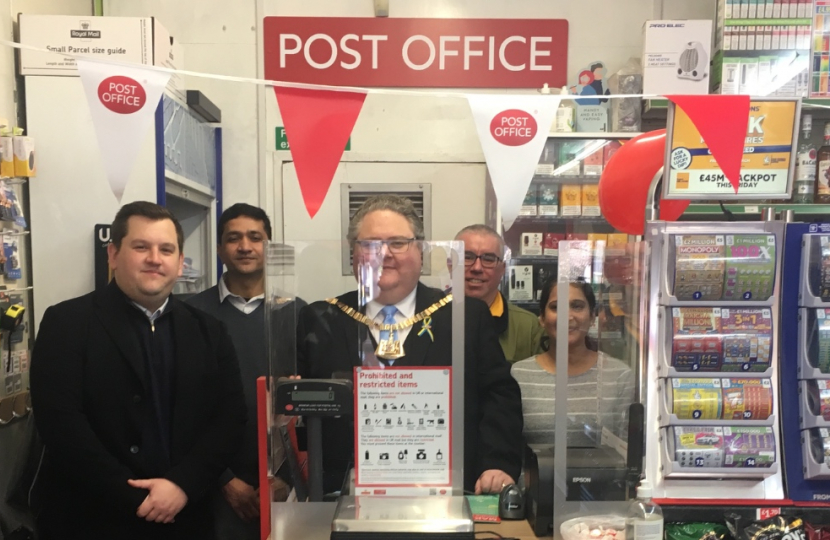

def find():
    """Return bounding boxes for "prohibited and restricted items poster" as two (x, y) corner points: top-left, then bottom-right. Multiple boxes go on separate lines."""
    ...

(353, 367), (451, 496)
(664, 99), (799, 200)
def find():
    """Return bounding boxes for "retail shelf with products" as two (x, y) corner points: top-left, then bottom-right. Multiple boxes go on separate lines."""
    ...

(683, 203), (830, 215)
(0, 174), (33, 423)
(493, 133), (640, 358)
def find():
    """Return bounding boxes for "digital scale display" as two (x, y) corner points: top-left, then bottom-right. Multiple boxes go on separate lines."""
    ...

(292, 390), (334, 402)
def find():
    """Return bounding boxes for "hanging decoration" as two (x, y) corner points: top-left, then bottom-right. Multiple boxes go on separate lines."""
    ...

(273, 86), (367, 218)
(467, 94), (560, 230)
(599, 129), (690, 235)
(77, 58), (171, 202)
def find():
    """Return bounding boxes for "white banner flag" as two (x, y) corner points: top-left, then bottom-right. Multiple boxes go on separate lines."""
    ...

(77, 58), (171, 202)
(467, 95), (560, 230)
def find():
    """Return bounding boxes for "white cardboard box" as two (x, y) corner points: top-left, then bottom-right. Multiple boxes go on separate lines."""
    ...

(19, 14), (174, 77)
(643, 20), (713, 95)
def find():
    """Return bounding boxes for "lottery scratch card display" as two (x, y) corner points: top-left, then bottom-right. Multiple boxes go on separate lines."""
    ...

(671, 426), (724, 468)
(672, 307), (723, 371)
(670, 378), (722, 420)
(721, 378), (773, 420)
(722, 426), (776, 468)
(816, 309), (830, 373)
(723, 235), (776, 301)
(815, 380), (830, 421)
(820, 237), (830, 301)
(674, 235), (725, 301)
(720, 308), (773, 372)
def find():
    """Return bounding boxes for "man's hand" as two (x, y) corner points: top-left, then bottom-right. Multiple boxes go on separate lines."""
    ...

(128, 478), (188, 524)
(474, 469), (516, 495)
(222, 477), (260, 522)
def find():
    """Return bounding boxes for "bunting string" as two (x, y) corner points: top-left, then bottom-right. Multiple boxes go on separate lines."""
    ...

(1, 39), (818, 105)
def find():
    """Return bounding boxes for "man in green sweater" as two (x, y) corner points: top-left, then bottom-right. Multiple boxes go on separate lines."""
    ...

(455, 225), (543, 362)
(188, 203), (292, 540)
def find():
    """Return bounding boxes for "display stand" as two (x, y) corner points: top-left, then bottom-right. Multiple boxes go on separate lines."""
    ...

(779, 222), (830, 503)
(643, 220), (786, 501)
(0, 176), (32, 425)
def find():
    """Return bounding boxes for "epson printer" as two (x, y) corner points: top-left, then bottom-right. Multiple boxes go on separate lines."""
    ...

(524, 403), (644, 536)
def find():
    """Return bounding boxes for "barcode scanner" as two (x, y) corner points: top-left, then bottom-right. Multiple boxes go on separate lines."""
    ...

(498, 483), (525, 520)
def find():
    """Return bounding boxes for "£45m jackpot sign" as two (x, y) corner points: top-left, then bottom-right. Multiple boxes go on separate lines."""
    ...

(663, 99), (800, 201)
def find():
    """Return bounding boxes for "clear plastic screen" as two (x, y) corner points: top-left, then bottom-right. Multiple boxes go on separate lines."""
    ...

(517, 239), (648, 538)
(264, 240), (466, 499)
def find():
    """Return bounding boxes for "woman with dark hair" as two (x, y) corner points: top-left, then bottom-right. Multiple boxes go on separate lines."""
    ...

(510, 278), (634, 446)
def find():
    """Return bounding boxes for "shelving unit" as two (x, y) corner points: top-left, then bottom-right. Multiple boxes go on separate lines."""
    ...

(644, 220), (786, 500)
(0, 175), (33, 425)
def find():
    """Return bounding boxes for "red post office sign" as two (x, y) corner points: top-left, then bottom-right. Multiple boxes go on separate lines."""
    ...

(263, 17), (568, 88)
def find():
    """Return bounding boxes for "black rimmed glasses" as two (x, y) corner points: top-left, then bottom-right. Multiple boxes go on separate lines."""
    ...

(464, 251), (501, 268)
(354, 237), (417, 254)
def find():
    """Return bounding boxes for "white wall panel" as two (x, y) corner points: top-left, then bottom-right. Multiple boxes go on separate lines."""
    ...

(10, 0), (91, 16)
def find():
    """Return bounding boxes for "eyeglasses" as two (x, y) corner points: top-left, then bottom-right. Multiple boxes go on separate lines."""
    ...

(464, 251), (502, 268)
(355, 237), (417, 254)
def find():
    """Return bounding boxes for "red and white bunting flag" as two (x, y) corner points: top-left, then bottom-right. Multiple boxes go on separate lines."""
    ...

(467, 94), (560, 230)
(273, 86), (366, 218)
(77, 58), (171, 202)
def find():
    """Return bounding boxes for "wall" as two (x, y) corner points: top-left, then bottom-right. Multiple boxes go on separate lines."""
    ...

(9, 0), (717, 310)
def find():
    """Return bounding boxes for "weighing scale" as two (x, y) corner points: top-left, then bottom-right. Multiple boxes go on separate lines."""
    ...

(275, 379), (474, 539)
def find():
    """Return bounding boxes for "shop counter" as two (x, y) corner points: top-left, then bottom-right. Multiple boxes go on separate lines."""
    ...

(270, 501), (540, 539)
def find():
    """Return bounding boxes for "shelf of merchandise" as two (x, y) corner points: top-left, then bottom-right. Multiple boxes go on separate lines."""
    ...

(723, 18), (812, 25)
(545, 131), (642, 139)
(683, 203), (830, 215)
(512, 215), (609, 225)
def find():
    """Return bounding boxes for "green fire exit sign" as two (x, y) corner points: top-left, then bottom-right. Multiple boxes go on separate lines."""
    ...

(276, 127), (351, 151)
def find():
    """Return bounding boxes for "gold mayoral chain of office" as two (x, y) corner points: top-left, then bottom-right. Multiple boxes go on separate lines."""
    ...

(325, 294), (453, 360)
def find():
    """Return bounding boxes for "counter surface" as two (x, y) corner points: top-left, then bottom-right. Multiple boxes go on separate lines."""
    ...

(270, 501), (541, 539)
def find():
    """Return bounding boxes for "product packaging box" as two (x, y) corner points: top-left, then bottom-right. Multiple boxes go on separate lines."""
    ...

(583, 148), (604, 176)
(508, 265), (533, 301)
(643, 20), (713, 95)
(560, 185), (582, 216)
(12, 137), (35, 177)
(538, 184), (559, 216)
(535, 139), (556, 176)
(606, 233), (629, 255)
(533, 261), (558, 301)
(582, 184), (601, 217)
(603, 141), (622, 165)
(587, 233), (608, 247)
(0, 138), (12, 177)
(543, 233), (565, 256)
(520, 233), (543, 256)
(558, 141), (582, 176)
(519, 185), (538, 216)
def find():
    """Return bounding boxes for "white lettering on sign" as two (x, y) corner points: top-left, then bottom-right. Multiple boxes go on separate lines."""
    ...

(499, 36), (525, 71)
(463, 36), (485, 70)
(402, 35), (435, 70)
(305, 33), (338, 69)
(264, 17), (569, 88)
(280, 32), (554, 73)
(439, 36), (460, 70)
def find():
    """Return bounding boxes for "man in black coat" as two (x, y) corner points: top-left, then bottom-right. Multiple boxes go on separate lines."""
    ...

(297, 195), (523, 495)
(30, 201), (246, 540)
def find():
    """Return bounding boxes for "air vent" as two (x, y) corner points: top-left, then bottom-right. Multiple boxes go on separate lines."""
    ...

(266, 243), (296, 276)
(340, 184), (432, 275)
